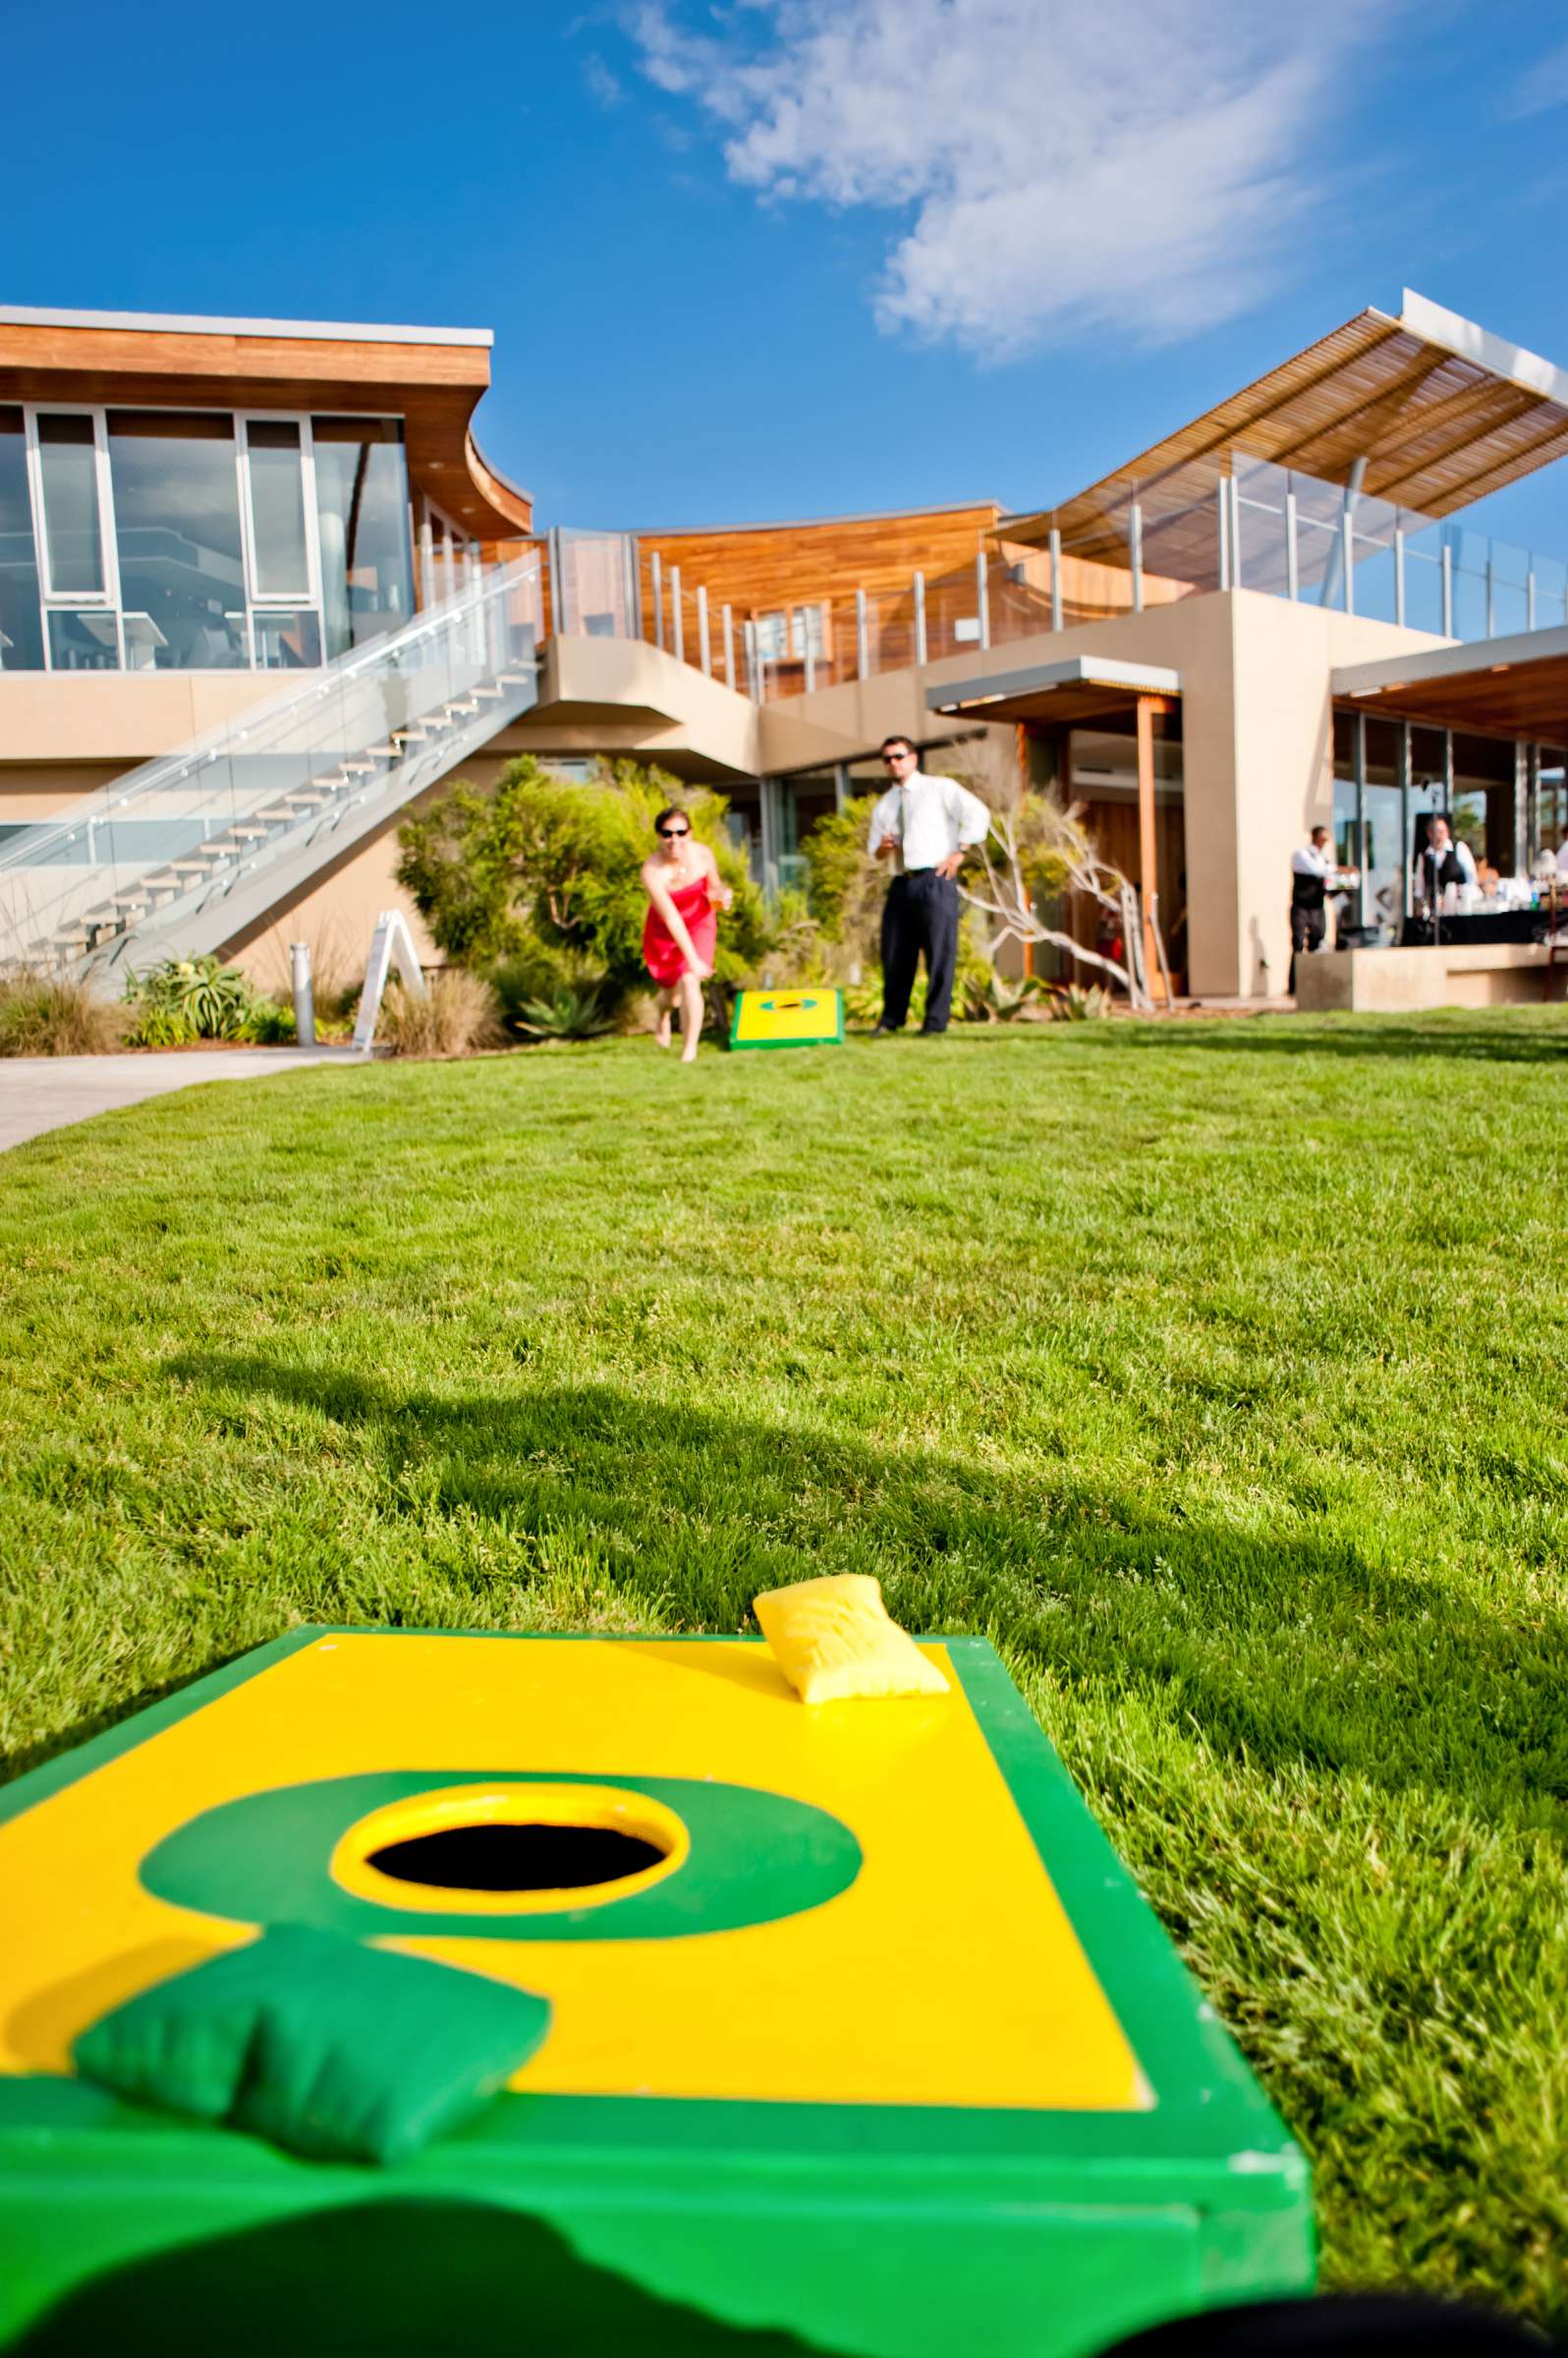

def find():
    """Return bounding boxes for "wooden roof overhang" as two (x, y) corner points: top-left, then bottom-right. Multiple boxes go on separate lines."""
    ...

(1003, 291), (1568, 579)
(926, 654), (1181, 729)
(0, 307), (532, 535)
(1332, 625), (1568, 740)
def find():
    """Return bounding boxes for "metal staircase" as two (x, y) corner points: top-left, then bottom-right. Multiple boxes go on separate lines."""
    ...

(0, 557), (542, 976)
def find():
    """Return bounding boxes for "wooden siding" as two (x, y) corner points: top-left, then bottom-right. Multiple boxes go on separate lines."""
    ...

(0, 318), (532, 534)
(639, 503), (1002, 628)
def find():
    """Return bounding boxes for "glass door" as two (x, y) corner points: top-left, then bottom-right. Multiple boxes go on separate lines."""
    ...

(28, 409), (122, 670)
(238, 416), (322, 669)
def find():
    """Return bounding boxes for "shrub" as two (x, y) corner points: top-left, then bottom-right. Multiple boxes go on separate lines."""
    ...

(124, 956), (257, 1046)
(0, 973), (125, 1057)
(240, 997), (299, 1045)
(378, 969), (503, 1058)
(397, 757), (770, 1000)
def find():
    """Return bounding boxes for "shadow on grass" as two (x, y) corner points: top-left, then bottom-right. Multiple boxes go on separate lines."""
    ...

(143, 1356), (1565, 1837)
(1120, 1014), (1568, 1063)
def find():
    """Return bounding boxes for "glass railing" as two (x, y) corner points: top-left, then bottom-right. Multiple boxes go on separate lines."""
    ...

(0, 558), (542, 973)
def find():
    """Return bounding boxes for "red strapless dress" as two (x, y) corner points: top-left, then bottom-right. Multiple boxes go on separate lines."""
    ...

(643, 875), (716, 986)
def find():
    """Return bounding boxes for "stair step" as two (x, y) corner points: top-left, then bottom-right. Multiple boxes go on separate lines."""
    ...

(494, 672), (529, 686)
(472, 685), (504, 700)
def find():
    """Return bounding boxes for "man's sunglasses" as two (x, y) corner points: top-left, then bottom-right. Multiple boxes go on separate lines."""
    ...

(881, 751), (915, 766)
(657, 824), (691, 838)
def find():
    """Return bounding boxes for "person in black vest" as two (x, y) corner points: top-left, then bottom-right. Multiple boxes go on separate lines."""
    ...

(1413, 814), (1478, 917)
(1289, 826), (1356, 990)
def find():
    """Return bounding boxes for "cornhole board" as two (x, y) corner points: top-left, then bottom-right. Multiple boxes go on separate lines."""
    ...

(729, 986), (844, 1049)
(0, 1631), (1313, 2357)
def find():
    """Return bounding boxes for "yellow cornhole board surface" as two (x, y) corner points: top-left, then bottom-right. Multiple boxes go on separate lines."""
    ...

(730, 986), (844, 1048)
(0, 1631), (1313, 2358)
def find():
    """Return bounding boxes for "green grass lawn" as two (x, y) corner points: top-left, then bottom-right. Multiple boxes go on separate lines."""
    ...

(2, 1009), (1565, 2327)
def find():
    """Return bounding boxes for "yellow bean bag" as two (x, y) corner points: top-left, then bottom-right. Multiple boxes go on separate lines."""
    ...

(754, 1575), (949, 1705)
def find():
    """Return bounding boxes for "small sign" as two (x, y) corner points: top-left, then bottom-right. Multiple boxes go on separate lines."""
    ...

(729, 986), (845, 1051)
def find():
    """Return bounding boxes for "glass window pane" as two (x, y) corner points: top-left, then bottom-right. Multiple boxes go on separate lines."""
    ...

(247, 421), (309, 595)
(311, 418), (414, 659)
(0, 406), (44, 670)
(252, 608), (320, 669)
(46, 607), (119, 670)
(36, 414), (104, 593)
(108, 411), (247, 671)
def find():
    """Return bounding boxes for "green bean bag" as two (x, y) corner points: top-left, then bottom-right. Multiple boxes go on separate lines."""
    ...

(73, 1923), (551, 2163)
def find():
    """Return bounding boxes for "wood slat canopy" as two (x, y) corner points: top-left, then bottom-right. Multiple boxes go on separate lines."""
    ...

(1004, 293), (1568, 578)
(0, 310), (532, 535)
(1333, 626), (1568, 738)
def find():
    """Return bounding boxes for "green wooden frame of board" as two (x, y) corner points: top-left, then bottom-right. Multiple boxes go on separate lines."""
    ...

(0, 1632), (1314, 2358)
(728, 987), (846, 1050)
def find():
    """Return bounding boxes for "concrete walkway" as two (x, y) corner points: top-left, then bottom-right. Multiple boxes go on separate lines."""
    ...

(0, 1045), (363, 1153)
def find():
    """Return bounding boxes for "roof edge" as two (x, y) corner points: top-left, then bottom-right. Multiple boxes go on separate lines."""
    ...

(0, 304), (493, 350)
(1400, 290), (1568, 412)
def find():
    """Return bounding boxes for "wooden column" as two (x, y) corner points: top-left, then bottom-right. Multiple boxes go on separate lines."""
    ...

(1136, 695), (1166, 1003)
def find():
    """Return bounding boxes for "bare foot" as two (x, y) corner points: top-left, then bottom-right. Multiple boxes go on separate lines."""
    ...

(680, 1038), (700, 1065)
(654, 1008), (672, 1049)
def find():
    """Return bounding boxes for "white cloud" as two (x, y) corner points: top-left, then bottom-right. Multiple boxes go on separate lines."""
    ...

(632, 0), (1402, 358)
(584, 52), (627, 108)
(1503, 38), (1568, 120)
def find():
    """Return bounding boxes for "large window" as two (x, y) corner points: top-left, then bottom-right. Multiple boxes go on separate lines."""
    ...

(0, 408), (43, 670)
(0, 403), (415, 674)
(314, 419), (414, 658)
(107, 411), (247, 671)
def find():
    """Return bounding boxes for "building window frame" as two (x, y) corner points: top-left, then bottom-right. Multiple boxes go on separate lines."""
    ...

(25, 405), (124, 670)
(4, 401), (412, 676)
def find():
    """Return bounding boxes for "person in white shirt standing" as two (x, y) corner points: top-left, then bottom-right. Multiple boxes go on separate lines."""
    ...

(1289, 825), (1357, 990)
(867, 737), (992, 1035)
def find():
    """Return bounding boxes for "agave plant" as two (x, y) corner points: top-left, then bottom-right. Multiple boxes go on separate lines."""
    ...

(964, 970), (1049, 1024)
(1048, 982), (1113, 1023)
(513, 982), (619, 1042)
(124, 955), (257, 1044)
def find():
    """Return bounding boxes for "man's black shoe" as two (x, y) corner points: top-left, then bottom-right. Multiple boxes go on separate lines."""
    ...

(871, 1023), (901, 1035)
(919, 1026), (949, 1037)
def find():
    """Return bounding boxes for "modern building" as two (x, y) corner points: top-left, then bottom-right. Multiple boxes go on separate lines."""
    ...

(4, 291), (1568, 1007)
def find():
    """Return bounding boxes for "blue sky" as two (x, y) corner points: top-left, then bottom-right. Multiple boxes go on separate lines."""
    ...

(8, 0), (1568, 551)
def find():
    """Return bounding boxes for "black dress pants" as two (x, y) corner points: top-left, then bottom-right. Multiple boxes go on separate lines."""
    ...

(879, 870), (959, 1032)
(1288, 902), (1325, 992)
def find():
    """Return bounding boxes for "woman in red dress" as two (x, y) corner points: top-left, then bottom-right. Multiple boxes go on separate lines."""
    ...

(640, 806), (733, 1063)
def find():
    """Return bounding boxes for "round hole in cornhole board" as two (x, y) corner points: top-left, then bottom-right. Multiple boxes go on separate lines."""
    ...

(365, 1821), (668, 1893)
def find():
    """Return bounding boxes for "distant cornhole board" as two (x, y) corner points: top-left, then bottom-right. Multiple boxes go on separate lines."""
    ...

(0, 1630), (1313, 2357)
(729, 985), (844, 1049)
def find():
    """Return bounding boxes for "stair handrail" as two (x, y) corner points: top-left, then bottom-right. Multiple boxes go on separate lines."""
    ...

(0, 555), (542, 877)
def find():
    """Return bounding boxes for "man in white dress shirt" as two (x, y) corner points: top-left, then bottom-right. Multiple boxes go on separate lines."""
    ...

(867, 736), (992, 1035)
(1289, 825), (1358, 989)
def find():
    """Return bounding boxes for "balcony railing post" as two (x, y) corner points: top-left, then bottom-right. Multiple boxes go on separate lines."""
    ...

(856, 588), (869, 679)
(1441, 541), (1454, 637)
(1485, 549), (1495, 639)
(627, 534), (643, 640)
(913, 570), (927, 667)
(1049, 528), (1063, 630)
(1286, 490), (1300, 602)
(722, 602), (735, 691)
(1217, 479), (1231, 591)
(671, 566), (685, 664)
(1393, 525), (1405, 626)
(1528, 563), (1538, 632)
(1341, 512), (1355, 616)
(650, 551), (664, 650)
(1398, 721), (1413, 923)
(1130, 500), (1144, 613)
(698, 586), (711, 676)
(976, 549), (990, 650)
